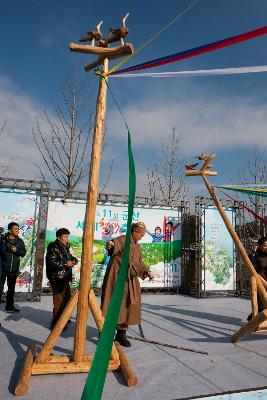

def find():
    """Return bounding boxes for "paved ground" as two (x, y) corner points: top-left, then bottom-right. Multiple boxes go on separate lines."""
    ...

(1, 294), (267, 400)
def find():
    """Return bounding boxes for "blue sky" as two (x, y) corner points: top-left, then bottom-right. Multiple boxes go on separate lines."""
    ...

(1, 0), (267, 201)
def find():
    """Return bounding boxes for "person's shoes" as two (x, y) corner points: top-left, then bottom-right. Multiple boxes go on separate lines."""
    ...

(115, 329), (131, 347)
(247, 313), (252, 321)
(5, 306), (20, 313)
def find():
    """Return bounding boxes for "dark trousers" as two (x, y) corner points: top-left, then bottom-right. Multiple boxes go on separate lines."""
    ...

(49, 279), (71, 326)
(0, 271), (18, 308)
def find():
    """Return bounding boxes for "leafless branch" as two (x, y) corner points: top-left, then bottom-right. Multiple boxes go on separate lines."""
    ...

(145, 127), (188, 206)
(32, 69), (95, 195)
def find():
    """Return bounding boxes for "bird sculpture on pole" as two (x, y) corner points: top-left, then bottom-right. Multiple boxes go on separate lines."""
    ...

(79, 20), (103, 46)
(98, 13), (130, 47)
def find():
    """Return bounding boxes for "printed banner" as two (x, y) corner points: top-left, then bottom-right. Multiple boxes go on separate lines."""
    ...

(0, 189), (39, 292)
(44, 200), (182, 289)
(203, 206), (235, 291)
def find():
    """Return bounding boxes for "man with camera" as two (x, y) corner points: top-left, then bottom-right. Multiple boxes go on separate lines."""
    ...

(46, 228), (78, 330)
(0, 222), (26, 312)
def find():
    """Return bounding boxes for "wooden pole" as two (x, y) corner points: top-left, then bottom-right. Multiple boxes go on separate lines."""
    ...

(202, 175), (267, 308)
(258, 274), (267, 290)
(251, 276), (258, 318)
(231, 309), (267, 343)
(115, 343), (138, 387)
(14, 342), (36, 396)
(31, 359), (119, 375)
(73, 58), (109, 361)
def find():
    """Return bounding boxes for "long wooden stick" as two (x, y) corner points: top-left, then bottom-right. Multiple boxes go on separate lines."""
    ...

(73, 58), (108, 361)
(202, 175), (267, 308)
(126, 335), (208, 355)
(138, 323), (145, 338)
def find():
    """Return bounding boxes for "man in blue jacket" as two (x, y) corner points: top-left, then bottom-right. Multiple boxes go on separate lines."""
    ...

(0, 222), (26, 312)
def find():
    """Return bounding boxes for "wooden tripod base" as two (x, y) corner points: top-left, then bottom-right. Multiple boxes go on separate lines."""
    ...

(14, 289), (137, 396)
(231, 275), (267, 343)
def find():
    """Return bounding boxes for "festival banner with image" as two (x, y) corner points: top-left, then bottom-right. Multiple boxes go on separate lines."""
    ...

(203, 206), (235, 291)
(0, 189), (39, 292)
(44, 200), (182, 289)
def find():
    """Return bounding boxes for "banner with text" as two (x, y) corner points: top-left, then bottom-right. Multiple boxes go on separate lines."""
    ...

(203, 206), (235, 291)
(44, 201), (182, 289)
(0, 189), (39, 293)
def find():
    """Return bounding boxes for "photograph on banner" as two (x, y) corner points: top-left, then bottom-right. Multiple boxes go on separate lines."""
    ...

(44, 200), (182, 289)
(0, 189), (39, 292)
(203, 206), (235, 291)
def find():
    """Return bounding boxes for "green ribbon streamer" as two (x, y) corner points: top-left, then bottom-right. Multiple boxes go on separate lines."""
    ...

(216, 186), (267, 198)
(81, 79), (136, 400)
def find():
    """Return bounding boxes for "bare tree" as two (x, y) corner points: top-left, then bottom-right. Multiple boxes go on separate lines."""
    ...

(33, 70), (93, 196)
(236, 145), (267, 236)
(0, 119), (11, 176)
(146, 127), (187, 205)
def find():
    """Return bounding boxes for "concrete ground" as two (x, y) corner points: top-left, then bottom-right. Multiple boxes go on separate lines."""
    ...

(1, 294), (267, 400)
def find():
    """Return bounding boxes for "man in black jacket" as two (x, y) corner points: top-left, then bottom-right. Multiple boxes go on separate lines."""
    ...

(0, 222), (26, 312)
(46, 228), (78, 329)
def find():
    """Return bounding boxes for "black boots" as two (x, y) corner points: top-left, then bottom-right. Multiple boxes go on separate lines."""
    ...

(115, 329), (131, 347)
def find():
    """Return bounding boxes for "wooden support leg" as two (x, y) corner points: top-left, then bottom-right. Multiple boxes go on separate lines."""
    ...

(35, 290), (79, 364)
(115, 342), (138, 387)
(14, 342), (36, 396)
(88, 289), (119, 362)
(251, 276), (258, 318)
(31, 358), (119, 375)
(231, 309), (267, 343)
(258, 274), (267, 290)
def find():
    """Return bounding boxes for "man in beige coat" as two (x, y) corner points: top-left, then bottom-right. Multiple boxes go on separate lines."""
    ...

(101, 222), (153, 347)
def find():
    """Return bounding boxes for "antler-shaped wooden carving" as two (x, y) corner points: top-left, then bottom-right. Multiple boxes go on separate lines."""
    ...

(185, 152), (217, 176)
(69, 13), (134, 72)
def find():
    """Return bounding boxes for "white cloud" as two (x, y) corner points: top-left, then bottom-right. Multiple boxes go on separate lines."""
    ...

(1, 73), (267, 204)
(0, 77), (44, 180)
(107, 94), (267, 155)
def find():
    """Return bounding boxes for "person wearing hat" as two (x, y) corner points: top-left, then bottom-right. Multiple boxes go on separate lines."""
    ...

(101, 221), (153, 347)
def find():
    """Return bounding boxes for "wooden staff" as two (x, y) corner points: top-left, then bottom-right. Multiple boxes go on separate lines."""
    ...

(126, 335), (208, 355)
(73, 58), (108, 361)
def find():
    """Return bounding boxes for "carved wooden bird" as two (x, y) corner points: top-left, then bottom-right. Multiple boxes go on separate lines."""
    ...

(79, 20), (103, 45)
(185, 162), (199, 170)
(105, 13), (129, 46)
(196, 152), (209, 161)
